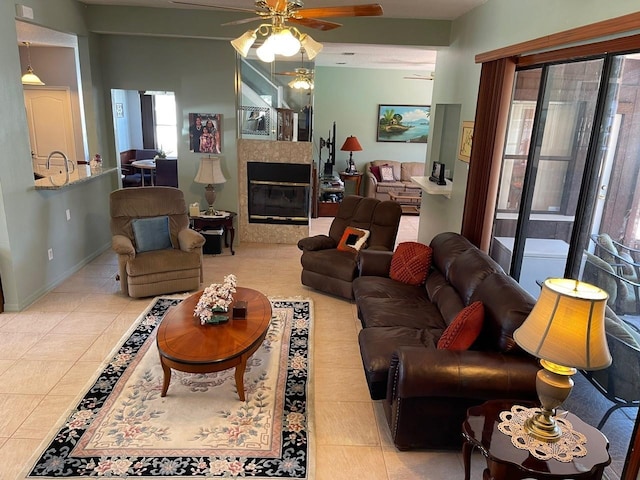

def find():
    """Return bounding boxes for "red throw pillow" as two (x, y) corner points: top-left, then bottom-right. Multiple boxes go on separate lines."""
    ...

(337, 227), (370, 254)
(370, 165), (382, 181)
(437, 302), (485, 351)
(389, 242), (433, 286)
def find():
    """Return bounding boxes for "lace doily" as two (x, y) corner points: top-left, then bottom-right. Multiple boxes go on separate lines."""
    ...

(497, 405), (587, 462)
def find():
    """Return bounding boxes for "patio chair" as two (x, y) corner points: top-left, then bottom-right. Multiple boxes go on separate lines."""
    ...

(581, 310), (640, 428)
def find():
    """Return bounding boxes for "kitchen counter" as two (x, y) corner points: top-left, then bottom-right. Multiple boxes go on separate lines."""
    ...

(34, 165), (117, 190)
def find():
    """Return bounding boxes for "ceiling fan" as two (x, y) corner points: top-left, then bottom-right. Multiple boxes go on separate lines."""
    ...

(277, 67), (314, 90)
(171, 1), (383, 31)
(170, 1), (383, 62)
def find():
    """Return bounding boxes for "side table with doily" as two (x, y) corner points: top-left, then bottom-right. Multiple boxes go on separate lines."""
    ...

(462, 400), (610, 480)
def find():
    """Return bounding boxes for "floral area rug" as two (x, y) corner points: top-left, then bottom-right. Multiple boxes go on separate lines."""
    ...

(23, 296), (314, 479)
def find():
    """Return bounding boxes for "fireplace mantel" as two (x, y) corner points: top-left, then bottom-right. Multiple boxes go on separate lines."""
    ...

(238, 139), (313, 244)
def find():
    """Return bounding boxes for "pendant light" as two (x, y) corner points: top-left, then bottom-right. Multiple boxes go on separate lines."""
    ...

(21, 42), (45, 86)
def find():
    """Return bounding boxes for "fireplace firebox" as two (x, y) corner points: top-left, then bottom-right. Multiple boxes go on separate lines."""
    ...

(247, 162), (311, 225)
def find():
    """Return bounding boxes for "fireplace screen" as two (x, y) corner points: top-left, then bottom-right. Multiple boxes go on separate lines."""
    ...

(247, 162), (311, 225)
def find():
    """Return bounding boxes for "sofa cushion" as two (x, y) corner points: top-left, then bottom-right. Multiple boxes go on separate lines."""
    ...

(359, 297), (445, 330)
(470, 273), (535, 353)
(300, 248), (359, 282)
(353, 276), (428, 302)
(337, 227), (370, 254)
(375, 182), (407, 193)
(370, 165), (382, 181)
(400, 162), (425, 181)
(437, 301), (484, 350)
(390, 242), (433, 286)
(126, 248), (200, 277)
(380, 165), (395, 181)
(131, 216), (173, 253)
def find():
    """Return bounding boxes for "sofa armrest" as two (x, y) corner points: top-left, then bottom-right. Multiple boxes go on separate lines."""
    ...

(364, 170), (378, 198)
(298, 235), (337, 251)
(178, 228), (206, 252)
(112, 234), (135, 257)
(358, 249), (393, 276)
(388, 347), (538, 400)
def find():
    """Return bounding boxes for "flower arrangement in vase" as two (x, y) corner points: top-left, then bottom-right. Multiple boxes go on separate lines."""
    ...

(194, 274), (237, 325)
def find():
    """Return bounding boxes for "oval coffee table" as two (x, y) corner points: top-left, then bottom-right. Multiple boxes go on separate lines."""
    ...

(156, 287), (272, 401)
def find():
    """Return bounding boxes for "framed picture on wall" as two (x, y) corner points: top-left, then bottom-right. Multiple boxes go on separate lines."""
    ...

(458, 121), (474, 162)
(241, 106), (270, 136)
(189, 112), (222, 153)
(377, 104), (430, 143)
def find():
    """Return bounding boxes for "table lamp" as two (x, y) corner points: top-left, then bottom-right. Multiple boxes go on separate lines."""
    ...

(194, 156), (227, 215)
(513, 278), (610, 442)
(340, 136), (362, 174)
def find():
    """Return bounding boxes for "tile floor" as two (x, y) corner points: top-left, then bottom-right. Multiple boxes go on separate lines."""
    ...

(0, 215), (487, 480)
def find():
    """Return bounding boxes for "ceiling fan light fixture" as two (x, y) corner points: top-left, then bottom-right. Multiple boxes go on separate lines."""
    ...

(256, 38), (276, 63)
(289, 77), (313, 90)
(230, 29), (257, 57)
(299, 34), (323, 60)
(270, 27), (301, 57)
(21, 42), (45, 86)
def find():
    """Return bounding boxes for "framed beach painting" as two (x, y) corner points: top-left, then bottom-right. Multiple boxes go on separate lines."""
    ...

(377, 104), (430, 143)
(458, 121), (474, 162)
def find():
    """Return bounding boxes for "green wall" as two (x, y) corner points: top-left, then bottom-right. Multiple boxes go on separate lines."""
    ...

(97, 34), (239, 213)
(0, 0), (116, 311)
(421, 0), (640, 244)
(314, 67), (432, 175)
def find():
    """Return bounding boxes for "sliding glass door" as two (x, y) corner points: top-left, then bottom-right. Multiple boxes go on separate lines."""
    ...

(491, 52), (640, 480)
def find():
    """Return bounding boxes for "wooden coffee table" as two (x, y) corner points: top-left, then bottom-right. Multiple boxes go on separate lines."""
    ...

(156, 287), (272, 401)
(388, 191), (421, 215)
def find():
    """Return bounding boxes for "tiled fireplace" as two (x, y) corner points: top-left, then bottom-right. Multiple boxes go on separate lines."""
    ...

(238, 139), (313, 244)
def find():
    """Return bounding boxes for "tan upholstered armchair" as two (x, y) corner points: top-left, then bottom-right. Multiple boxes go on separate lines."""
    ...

(110, 187), (205, 298)
(297, 195), (402, 299)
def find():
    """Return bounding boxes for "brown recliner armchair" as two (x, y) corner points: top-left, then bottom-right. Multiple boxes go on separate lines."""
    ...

(297, 195), (402, 299)
(110, 187), (205, 298)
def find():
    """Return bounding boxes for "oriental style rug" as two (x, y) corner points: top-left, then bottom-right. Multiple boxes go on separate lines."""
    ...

(23, 296), (314, 479)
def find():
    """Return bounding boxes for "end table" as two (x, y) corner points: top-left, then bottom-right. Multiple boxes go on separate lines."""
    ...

(339, 171), (363, 196)
(462, 400), (610, 480)
(190, 211), (237, 255)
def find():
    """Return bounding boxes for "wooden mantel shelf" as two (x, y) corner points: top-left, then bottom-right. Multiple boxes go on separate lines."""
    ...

(411, 176), (453, 198)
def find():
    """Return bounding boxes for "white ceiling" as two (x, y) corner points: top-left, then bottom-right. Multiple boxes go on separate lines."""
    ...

(78, 0), (486, 20)
(23, 1), (486, 71)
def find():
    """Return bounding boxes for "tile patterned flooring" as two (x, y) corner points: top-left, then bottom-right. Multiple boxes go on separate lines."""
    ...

(0, 216), (487, 479)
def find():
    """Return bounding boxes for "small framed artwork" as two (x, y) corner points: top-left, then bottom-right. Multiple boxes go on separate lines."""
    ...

(241, 106), (270, 136)
(377, 104), (430, 143)
(189, 112), (222, 153)
(458, 121), (474, 162)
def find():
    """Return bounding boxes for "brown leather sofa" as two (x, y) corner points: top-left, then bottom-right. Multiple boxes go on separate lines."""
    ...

(297, 195), (402, 299)
(354, 232), (539, 450)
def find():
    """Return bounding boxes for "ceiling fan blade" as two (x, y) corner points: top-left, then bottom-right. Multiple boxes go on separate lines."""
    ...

(275, 72), (298, 76)
(295, 4), (383, 19)
(169, 1), (255, 14)
(221, 16), (264, 27)
(289, 17), (342, 31)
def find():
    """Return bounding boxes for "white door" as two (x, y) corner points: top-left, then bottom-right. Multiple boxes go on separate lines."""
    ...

(24, 87), (76, 174)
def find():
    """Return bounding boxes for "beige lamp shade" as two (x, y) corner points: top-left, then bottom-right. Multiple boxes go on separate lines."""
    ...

(514, 278), (611, 371)
(194, 157), (227, 185)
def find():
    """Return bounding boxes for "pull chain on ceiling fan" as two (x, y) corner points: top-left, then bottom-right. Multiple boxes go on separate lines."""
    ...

(172, 0), (383, 62)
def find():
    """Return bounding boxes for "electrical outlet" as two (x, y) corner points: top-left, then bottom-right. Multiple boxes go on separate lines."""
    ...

(445, 169), (451, 179)
(48, 248), (53, 261)
(66, 209), (71, 221)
